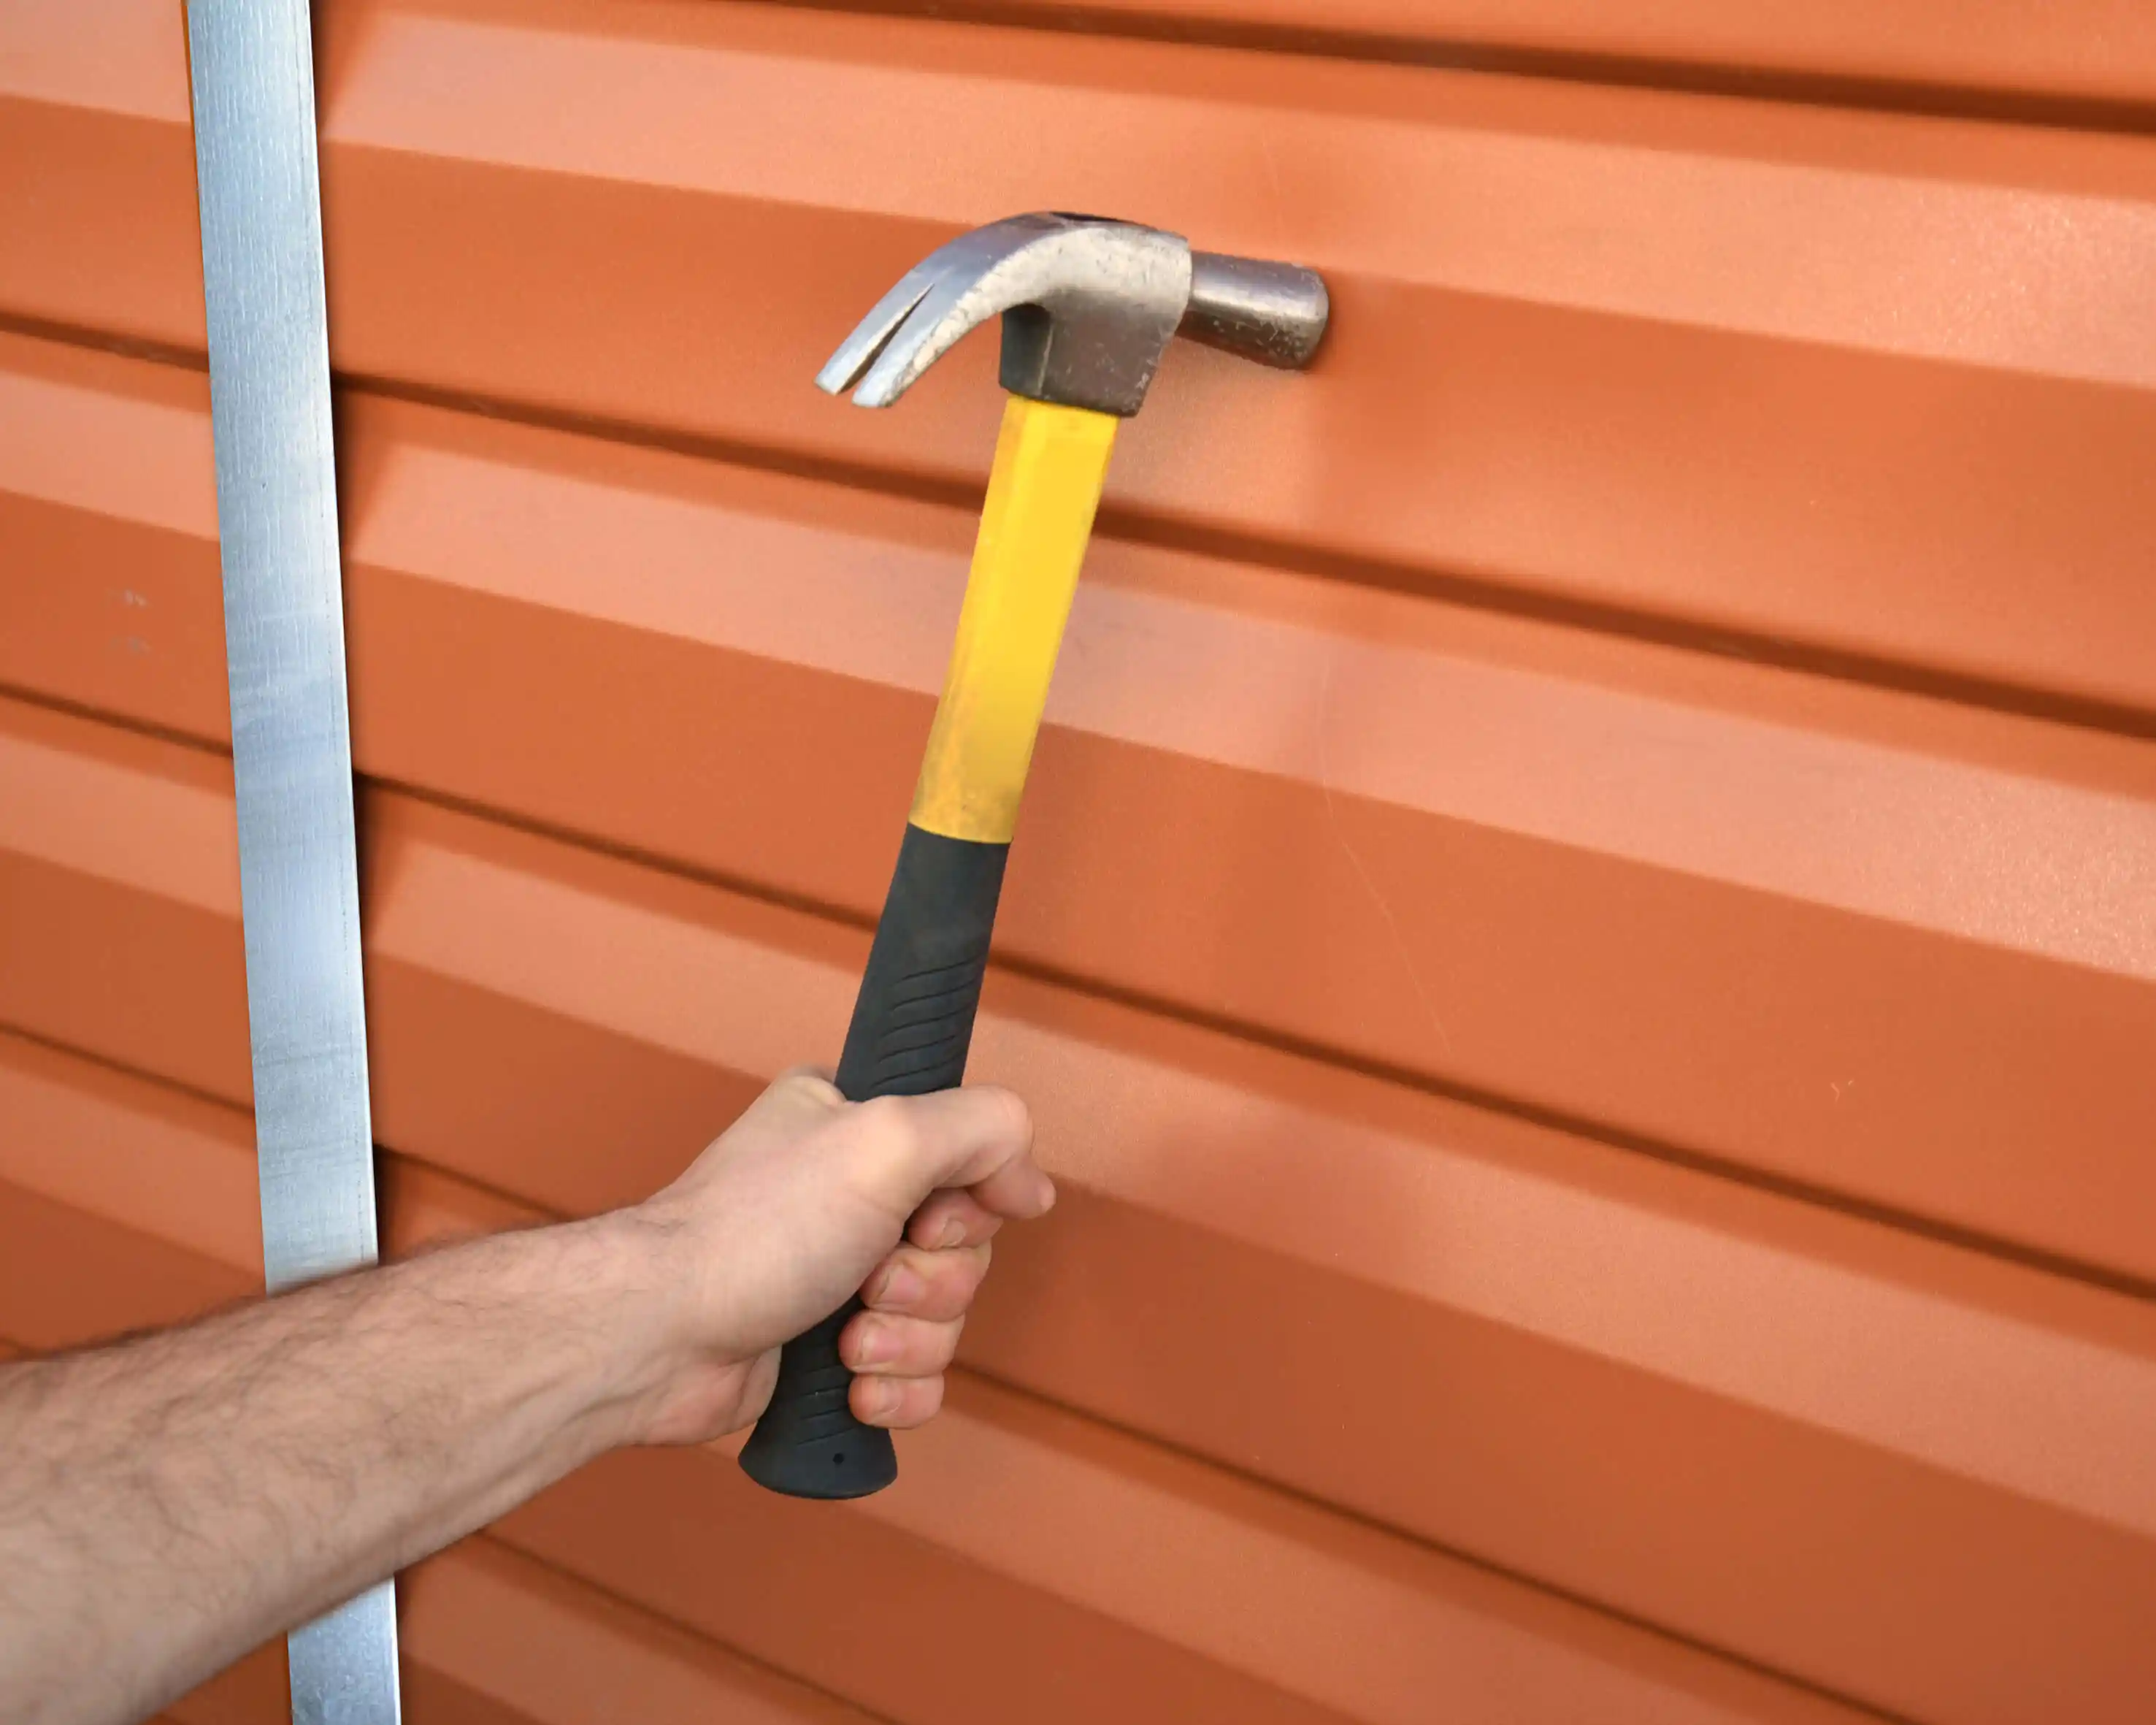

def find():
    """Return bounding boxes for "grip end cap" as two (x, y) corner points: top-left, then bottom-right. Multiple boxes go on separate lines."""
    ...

(739, 1422), (897, 1499)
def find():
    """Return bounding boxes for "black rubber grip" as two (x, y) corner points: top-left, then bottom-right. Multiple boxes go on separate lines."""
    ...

(738, 824), (1008, 1499)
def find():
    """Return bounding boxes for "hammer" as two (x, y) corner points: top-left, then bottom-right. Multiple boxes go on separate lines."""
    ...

(739, 212), (1329, 1499)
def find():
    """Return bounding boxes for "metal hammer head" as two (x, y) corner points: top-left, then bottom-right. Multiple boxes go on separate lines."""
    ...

(817, 213), (1328, 418)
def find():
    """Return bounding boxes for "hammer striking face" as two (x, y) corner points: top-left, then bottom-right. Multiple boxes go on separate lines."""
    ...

(739, 213), (1328, 1502)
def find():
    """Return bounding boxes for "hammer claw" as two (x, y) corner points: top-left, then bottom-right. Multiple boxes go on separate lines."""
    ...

(816, 213), (1204, 416)
(851, 267), (995, 407)
(818, 220), (1051, 405)
(815, 269), (938, 399)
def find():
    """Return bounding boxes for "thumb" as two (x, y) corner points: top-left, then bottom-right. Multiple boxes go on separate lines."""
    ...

(837, 1087), (1052, 1223)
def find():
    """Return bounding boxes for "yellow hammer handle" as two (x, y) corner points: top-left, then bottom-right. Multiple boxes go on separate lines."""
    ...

(910, 395), (1119, 843)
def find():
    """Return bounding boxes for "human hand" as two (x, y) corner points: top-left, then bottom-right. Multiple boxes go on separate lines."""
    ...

(616, 1070), (1052, 1446)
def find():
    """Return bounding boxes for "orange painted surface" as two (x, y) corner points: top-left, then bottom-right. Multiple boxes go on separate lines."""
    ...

(13, 3), (2156, 714)
(160, 1540), (878, 1725)
(4, 0), (2155, 1720)
(10, 333), (2156, 1286)
(984, 0), (2156, 109)
(4, 703), (2155, 1721)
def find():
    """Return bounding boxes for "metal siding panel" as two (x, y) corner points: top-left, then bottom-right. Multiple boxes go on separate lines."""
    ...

(11, 3), (2156, 705)
(161, 1545), (886, 1725)
(167, 1644), (290, 1725)
(0, 1182), (252, 1351)
(8, 339), (2156, 1286)
(308, 4), (2156, 716)
(5, 2), (2155, 1721)
(0, 0), (203, 349)
(341, 798), (2156, 1725)
(948, 0), (2156, 110)
(3, 707), (2153, 1721)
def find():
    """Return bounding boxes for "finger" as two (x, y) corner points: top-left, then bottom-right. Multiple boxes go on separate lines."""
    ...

(841, 1311), (964, 1377)
(861, 1242), (990, 1321)
(842, 1087), (1053, 1221)
(962, 1150), (1057, 1223)
(908, 1188), (1003, 1250)
(851, 1372), (945, 1429)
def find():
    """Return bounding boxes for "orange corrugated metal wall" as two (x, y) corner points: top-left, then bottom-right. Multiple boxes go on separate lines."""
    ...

(4, 1), (2155, 1720)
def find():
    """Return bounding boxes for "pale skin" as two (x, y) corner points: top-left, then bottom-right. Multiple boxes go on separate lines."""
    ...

(0, 1071), (1051, 1725)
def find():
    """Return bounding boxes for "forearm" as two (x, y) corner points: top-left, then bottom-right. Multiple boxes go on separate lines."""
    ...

(0, 1211), (675, 1725)
(0, 1073), (1049, 1725)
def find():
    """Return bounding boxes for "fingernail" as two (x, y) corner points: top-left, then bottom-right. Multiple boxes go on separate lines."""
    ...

(877, 1262), (925, 1309)
(851, 1322), (891, 1367)
(862, 1377), (900, 1420)
(1037, 1172), (1057, 1211)
(937, 1215), (966, 1248)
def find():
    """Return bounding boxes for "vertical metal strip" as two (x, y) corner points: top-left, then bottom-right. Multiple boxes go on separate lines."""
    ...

(183, 5), (402, 1720)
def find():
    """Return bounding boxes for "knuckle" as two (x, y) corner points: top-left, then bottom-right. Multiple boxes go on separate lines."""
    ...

(870, 1253), (922, 1309)
(853, 1376), (902, 1423)
(981, 1086), (1032, 1145)
(775, 1068), (843, 1109)
(911, 1204), (955, 1249)
(856, 1095), (921, 1160)
(940, 1264), (984, 1311)
(935, 1248), (986, 1304)
(839, 1320), (874, 1369)
(896, 1317), (956, 1372)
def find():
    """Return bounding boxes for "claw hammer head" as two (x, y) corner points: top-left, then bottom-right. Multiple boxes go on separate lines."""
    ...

(817, 212), (1329, 418)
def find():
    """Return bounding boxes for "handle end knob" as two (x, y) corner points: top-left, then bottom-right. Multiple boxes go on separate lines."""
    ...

(737, 1300), (898, 1499)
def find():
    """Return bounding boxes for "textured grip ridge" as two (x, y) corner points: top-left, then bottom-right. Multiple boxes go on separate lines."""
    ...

(739, 825), (1009, 1498)
(835, 831), (1005, 1099)
(734, 1300), (882, 1498)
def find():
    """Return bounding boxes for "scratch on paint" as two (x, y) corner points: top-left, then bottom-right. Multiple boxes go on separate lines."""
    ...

(1319, 651), (1453, 1056)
